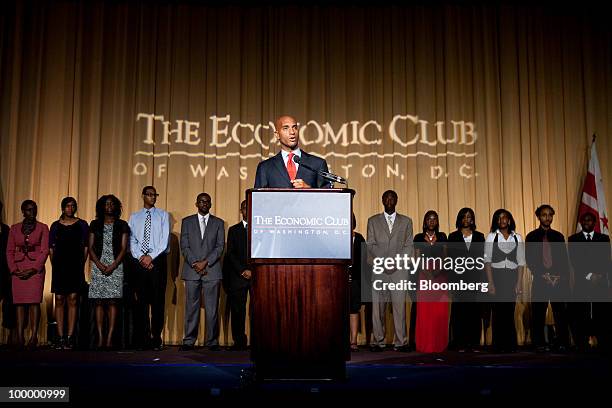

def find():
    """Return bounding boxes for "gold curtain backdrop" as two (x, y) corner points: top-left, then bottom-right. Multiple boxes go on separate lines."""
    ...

(0, 2), (610, 345)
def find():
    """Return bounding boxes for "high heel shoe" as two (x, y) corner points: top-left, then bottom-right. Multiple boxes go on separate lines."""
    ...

(64, 335), (75, 350)
(55, 336), (66, 350)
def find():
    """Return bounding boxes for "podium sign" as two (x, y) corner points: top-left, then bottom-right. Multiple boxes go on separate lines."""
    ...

(247, 188), (353, 380)
(250, 190), (351, 259)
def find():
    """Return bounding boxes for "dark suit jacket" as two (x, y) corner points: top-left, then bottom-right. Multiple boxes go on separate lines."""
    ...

(447, 230), (486, 284)
(568, 231), (610, 299)
(254, 150), (331, 188)
(222, 221), (250, 291)
(525, 228), (569, 288)
(180, 213), (225, 281)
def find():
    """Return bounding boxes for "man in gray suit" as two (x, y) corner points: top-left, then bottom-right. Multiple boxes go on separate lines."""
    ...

(367, 190), (414, 352)
(179, 193), (225, 351)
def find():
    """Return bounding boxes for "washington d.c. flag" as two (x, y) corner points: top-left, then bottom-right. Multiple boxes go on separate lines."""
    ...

(576, 138), (609, 235)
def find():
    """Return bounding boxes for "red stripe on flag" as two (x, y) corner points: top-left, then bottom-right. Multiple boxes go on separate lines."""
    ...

(581, 173), (597, 198)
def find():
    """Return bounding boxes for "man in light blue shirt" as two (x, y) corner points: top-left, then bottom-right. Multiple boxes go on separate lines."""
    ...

(128, 186), (170, 351)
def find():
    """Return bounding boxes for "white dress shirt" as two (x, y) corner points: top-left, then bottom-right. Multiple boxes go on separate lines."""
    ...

(484, 230), (526, 269)
(463, 232), (473, 250)
(198, 213), (210, 239)
(281, 148), (302, 172)
(385, 212), (397, 232)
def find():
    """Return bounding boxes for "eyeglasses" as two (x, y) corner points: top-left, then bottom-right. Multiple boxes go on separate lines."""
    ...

(144, 193), (159, 197)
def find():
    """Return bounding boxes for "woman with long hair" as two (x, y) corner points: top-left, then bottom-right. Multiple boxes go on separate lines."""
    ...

(484, 209), (525, 353)
(447, 208), (486, 352)
(88, 195), (129, 349)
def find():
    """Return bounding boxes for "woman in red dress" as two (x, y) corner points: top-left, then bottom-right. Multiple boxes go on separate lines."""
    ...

(414, 210), (449, 353)
(6, 200), (50, 348)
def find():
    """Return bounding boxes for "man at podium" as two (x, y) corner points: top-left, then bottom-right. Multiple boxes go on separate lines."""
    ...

(254, 115), (331, 189)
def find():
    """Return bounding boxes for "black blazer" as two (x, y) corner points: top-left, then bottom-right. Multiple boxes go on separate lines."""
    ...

(89, 219), (130, 261)
(447, 230), (485, 283)
(525, 227), (569, 279)
(223, 221), (250, 290)
(568, 231), (610, 293)
(447, 230), (486, 255)
(254, 150), (331, 188)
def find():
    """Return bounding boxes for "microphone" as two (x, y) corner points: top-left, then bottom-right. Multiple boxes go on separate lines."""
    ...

(292, 155), (347, 185)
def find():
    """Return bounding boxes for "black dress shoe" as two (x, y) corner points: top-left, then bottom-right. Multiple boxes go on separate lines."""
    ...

(228, 344), (247, 351)
(179, 344), (195, 351)
(393, 344), (412, 352)
(369, 345), (384, 352)
(208, 345), (221, 351)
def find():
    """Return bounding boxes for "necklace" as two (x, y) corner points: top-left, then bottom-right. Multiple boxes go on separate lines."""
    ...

(425, 231), (436, 242)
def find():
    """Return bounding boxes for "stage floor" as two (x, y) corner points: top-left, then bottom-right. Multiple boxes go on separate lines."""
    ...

(1, 346), (610, 403)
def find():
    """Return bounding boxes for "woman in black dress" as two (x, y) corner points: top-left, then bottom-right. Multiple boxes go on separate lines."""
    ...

(49, 197), (89, 349)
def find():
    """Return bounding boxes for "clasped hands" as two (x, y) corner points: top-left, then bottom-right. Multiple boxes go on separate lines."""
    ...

(95, 261), (119, 276)
(138, 254), (154, 270)
(192, 259), (209, 275)
(13, 268), (38, 280)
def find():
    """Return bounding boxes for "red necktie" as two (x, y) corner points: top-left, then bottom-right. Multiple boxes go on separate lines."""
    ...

(542, 233), (552, 269)
(287, 152), (297, 181)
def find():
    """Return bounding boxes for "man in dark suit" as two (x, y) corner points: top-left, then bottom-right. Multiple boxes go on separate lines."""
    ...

(223, 199), (251, 351)
(525, 204), (570, 352)
(179, 193), (225, 351)
(568, 211), (611, 352)
(254, 115), (331, 189)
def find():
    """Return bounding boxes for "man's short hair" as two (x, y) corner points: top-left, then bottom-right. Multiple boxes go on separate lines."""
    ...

(142, 185), (156, 195)
(382, 190), (398, 200)
(535, 204), (555, 217)
(197, 192), (211, 201)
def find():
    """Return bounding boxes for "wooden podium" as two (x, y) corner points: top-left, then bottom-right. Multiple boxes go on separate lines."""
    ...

(247, 188), (353, 380)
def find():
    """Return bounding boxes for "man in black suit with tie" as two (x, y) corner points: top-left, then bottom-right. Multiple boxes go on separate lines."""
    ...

(525, 204), (570, 352)
(568, 212), (611, 352)
(223, 199), (251, 350)
(254, 115), (331, 189)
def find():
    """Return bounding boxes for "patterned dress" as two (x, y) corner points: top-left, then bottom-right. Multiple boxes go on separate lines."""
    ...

(88, 224), (123, 299)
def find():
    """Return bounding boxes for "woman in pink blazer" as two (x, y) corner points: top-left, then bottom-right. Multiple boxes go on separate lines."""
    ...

(6, 200), (49, 348)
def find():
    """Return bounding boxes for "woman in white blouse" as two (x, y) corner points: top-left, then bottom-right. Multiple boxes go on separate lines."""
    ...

(484, 209), (525, 353)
